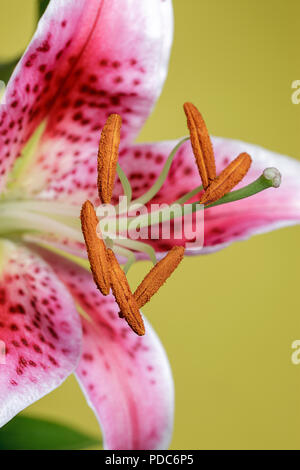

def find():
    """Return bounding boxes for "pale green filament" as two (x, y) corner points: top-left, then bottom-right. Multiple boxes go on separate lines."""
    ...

(115, 170), (281, 233)
(113, 245), (136, 274)
(0, 199), (81, 217)
(0, 208), (84, 243)
(114, 238), (157, 265)
(204, 172), (280, 209)
(174, 184), (203, 204)
(116, 162), (132, 208)
(7, 121), (46, 193)
(128, 137), (189, 211)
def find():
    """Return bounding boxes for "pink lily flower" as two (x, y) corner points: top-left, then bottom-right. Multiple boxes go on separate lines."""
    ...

(0, 0), (299, 450)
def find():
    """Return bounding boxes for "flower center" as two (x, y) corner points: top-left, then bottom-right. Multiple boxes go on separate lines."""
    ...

(79, 109), (282, 336)
(0, 104), (281, 276)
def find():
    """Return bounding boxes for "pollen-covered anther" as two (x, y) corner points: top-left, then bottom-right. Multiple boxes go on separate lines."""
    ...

(200, 152), (252, 204)
(106, 249), (145, 336)
(183, 102), (216, 189)
(80, 200), (111, 295)
(134, 246), (185, 308)
(97, 113), (122, 204)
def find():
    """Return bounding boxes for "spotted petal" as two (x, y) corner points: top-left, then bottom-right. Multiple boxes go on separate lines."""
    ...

(112, 138), (300, 254)
(0, 0), (173, 195)
(40, 251), (174, 450)
(30, 136), (300, 258)
(0, 241), (81, 427)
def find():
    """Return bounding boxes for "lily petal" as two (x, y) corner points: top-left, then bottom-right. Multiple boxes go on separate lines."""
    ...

(0, 241), (81, 427)
(33, 136), (300, 257)
(38, 139), (192, 205)
(200, 137), (300, 253)
(111, 138), (300, 254)
(1, 0), (173, 194)
(39, 251), (174, 450)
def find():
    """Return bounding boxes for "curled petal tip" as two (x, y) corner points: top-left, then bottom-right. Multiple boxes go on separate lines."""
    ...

(263, 167), (282, 188)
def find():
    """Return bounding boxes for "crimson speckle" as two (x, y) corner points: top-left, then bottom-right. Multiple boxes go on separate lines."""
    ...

(56, 50), (64, 61)
(48, 355), (59, 366)
(33, 344), (42, 354)
(73, 112), (83, 121)
(45, 71), (53, 81)
(83, 353), (94, 361)
(39, 333), (46, 343)
(37, 40), (50, 52)
(19, 356), (27, 367)
(48, 327), (59, 340)
(110, 96), (120, 106)
(74, 99), (84, 108)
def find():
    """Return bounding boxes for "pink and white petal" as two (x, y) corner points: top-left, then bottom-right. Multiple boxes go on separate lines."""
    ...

(116, 140), (202, 205)
(199, 137), (300, 254)
(77, 316), (174, 450)
(37, 135), (300, 258)
(0, 241), (81, 427)
(0, 0), (92, 192)
(190, 138), (300, 253)
(37, 139), (187, 205)
(3, 0), (173, 195)
(111, 138), (300, 255)
(38, 251), (174, 450)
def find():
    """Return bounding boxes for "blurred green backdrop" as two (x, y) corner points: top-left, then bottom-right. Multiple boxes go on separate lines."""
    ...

(0, 0), (299, 450)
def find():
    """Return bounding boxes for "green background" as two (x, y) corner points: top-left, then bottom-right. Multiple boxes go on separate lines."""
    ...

(0, 0), (299, 450)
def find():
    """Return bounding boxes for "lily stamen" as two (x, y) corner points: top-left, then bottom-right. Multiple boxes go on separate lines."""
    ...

(80, 114), (187, 336)
(107, 248), (145, 336)
(134, 246), (185, 308)
(184, 102), (216, 189)
(184, 103), (253, 206)
(97, 114), (122, 204)
(205, 167), (282, 208)
(78, 109), (283, 336)
(200, 152), (252, 204)
(80, 200), (110, 296)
